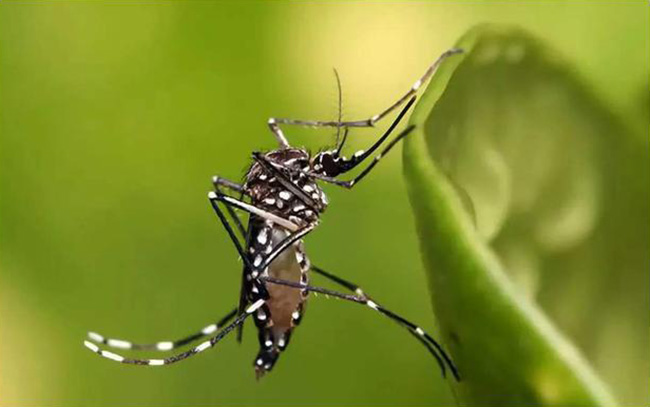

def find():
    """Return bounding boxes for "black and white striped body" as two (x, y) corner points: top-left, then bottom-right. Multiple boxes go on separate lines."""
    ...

(243, 148), (326, 377)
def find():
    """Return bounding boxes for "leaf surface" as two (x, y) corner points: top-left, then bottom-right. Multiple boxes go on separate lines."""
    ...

(403, 25), (619, 406)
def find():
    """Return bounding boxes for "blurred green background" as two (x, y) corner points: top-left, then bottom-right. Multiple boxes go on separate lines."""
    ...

(0, 2), (647, 406)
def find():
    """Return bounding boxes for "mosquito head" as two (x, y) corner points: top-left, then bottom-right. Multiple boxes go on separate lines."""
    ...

(312, 148), (366, 178)
(311, 150), (340, 177)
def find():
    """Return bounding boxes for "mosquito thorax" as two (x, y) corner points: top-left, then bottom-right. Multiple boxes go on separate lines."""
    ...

(245, 148), (328, 225)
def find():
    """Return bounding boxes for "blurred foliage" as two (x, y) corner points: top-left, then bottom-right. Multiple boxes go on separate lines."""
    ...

(403, 25), (646, 405)
(0, 2), (647, 406)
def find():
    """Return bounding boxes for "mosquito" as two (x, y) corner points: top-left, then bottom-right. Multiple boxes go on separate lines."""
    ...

(84, 48), (463, 381)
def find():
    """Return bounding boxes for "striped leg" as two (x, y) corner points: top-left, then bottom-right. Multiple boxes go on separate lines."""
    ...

(311, 264), (445, 362)
(212, 175), (247, 196)
(311, 264), (447, 363)
(210, 178), (253, 343)
(212, 176), (248, 237)
(86, 308), (237, 352)
(258, 223), (317, 272)
(209, 191), (299, 233)
(267, 49), (463, 141)
(321, 124), (416, 189)
(208, 190), (300, 281)
(83, 300), (265, 366)
(311, 265), (369, 297)
(260, 276), (459, 381)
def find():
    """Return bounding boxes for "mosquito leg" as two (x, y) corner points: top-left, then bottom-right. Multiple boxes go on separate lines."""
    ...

(212, 176), (248, 238)
(209, 192), (255, 272)
(209, 190), (306, 342)
(210, 189), (316, 285)
(83, 300), (266, 365)
(207, 181), (259, 343)
(311, 265), (368, 297)
(330, 124), (416, 189)
(260, 276), (459, 380)
(258, 223), (317, 271)
(259, 277), (364, 301)
(267, 118), (291, 149)
(268, 124), (416, 190)
(87, 308), (238, 352)
(269, 49), (462, 131)
(259, 100), (416, 191)
(209, 191), (299, 233)
(212, 176), (247, 195)
(310, 265), (456, 377)
(335, 96), (415, 172)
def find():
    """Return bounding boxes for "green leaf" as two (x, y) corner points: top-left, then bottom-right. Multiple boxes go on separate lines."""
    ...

(403, 25), (619, 406)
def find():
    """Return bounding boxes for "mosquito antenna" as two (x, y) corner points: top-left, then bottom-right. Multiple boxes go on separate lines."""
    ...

(333, 68), (343, 150)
